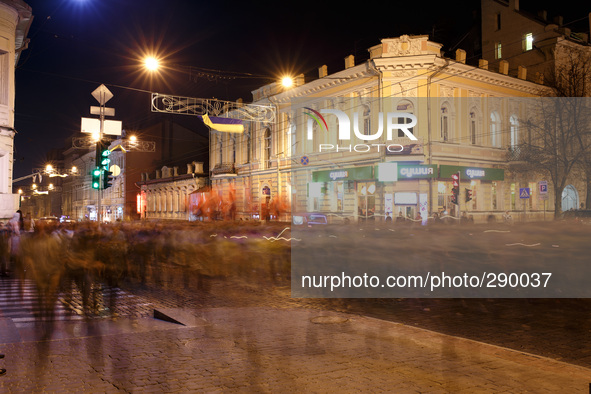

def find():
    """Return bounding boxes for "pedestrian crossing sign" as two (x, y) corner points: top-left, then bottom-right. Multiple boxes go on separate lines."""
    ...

(519, 187), (530, 199)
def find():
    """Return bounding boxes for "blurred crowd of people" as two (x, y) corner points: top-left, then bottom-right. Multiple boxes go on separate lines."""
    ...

(0, 212), (291, 324)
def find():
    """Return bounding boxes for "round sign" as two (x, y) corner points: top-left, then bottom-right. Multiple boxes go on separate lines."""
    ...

(109, 164), (121, 176)
(300, 155), (309, 166)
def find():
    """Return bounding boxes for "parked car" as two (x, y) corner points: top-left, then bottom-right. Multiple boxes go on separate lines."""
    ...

(37, 216), (59, 223)
(292, 213), (328, 226)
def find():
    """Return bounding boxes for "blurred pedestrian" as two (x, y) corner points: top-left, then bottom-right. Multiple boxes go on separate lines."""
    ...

(0, 223), (9, 277)
(8, 212), (20, 260)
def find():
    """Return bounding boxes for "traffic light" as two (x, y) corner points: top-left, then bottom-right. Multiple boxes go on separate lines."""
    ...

(100, 146), (111, 171)
(465, 188), (473, 203)
(103, 169), (114, 190)
(91, 167), (101, 190)
(451, 173), (459, 205)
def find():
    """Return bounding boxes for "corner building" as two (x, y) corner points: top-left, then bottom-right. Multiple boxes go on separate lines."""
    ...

(211, 35), (548, 223)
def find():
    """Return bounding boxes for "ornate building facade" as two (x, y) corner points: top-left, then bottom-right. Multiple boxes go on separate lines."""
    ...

(210, 35), (556, 223)
(0, 0), (31, 219)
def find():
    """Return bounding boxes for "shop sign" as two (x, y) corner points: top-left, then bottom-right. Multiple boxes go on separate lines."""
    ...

(398, 164), (437, 179)
(313, 166), (373, 182)
(439, 165), (504, 181)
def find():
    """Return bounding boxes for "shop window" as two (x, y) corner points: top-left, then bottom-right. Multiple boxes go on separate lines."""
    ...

(491, 182), (498, 210)
(357, 181), (376, 221)
(336, 181), (344, 211)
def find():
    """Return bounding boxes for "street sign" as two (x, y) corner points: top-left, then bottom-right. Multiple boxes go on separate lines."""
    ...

(300, 156), (309, 166)
(91, 84), (113, 105)
(539, 181), (548, 194)
(519, 188), (530, 199)
(81, 117), (100, 134)
(90, 106), (115, 116)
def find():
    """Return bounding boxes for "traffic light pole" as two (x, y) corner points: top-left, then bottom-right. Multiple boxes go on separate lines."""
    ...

(457, 171), (461, 220)
(97, 106), (104, 223)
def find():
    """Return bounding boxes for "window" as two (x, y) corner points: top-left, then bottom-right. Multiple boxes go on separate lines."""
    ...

(523, 33), (533, 51)
(491, 182), (498, 210)
(264, 128), (271, 169)
(490, 111), (501, 147)
(363, 105), (371, 136)
(510, 115), (519, 150)
(470, 110), (478, 145)
(495, 42), (502, 60)
(396, 101), (414, 137)
(495, 13), (501, 31)
(441, 105), (449, 142)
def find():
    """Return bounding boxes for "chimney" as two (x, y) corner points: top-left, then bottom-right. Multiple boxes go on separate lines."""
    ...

(295, 73), (305, 87)
(141, 173), (146, 182)
(538, 10), (547, 21)
(344, 54), (355, 69)
(517, 66), (527, 80)
(155, 170), (161, 179)
(511, 0), (519, 11)
(455, 49), (466, 64)
(479, 59), (489, 70)
(499, 60), (509, 75)
(193, 161), (204, 173)
(554, 16), (563, 26)
(173, 166), (179, 176)
(187, 163), (193, 174)
(319, 65), (328, 78)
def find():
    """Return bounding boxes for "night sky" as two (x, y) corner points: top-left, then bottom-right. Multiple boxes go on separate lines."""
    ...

(12, 0), (589, 180)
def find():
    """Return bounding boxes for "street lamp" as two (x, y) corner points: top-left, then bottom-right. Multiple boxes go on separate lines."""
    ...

(144, 56), (160, 72)
(281, 76), (294, 88)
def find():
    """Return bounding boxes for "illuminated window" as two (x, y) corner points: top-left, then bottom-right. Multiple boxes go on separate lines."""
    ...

(495, 42), (502, 59)
(523, 33), (533, 51)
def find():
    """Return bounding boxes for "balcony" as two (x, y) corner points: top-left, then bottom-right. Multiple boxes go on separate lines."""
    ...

(507, 146), (523, 162)
(211, 163), (236, 175)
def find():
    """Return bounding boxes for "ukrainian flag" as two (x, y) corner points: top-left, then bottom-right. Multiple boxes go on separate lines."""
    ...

(201, 114), (244, 133)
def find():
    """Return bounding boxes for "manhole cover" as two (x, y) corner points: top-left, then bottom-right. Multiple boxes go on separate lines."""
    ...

(310, 316), (349, 324)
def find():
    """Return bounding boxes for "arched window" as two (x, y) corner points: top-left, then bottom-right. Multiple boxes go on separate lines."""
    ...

(441, 104), (450, 142)
(490, 111), (501, 147)
(217, 135), (223, 164)
(396, 100), (414, 138)
(509, 115), (519, 150)
(264, 128), (272, 169)
(362, 104), (371, 136)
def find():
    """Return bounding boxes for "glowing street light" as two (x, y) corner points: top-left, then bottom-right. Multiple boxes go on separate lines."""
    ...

(281, 76), (294, 88)
(144, 56), (160, 72)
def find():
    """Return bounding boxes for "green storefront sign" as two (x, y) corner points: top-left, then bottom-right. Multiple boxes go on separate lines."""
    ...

(313, 166), (374, 182)
(439, 165), (504, 181)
